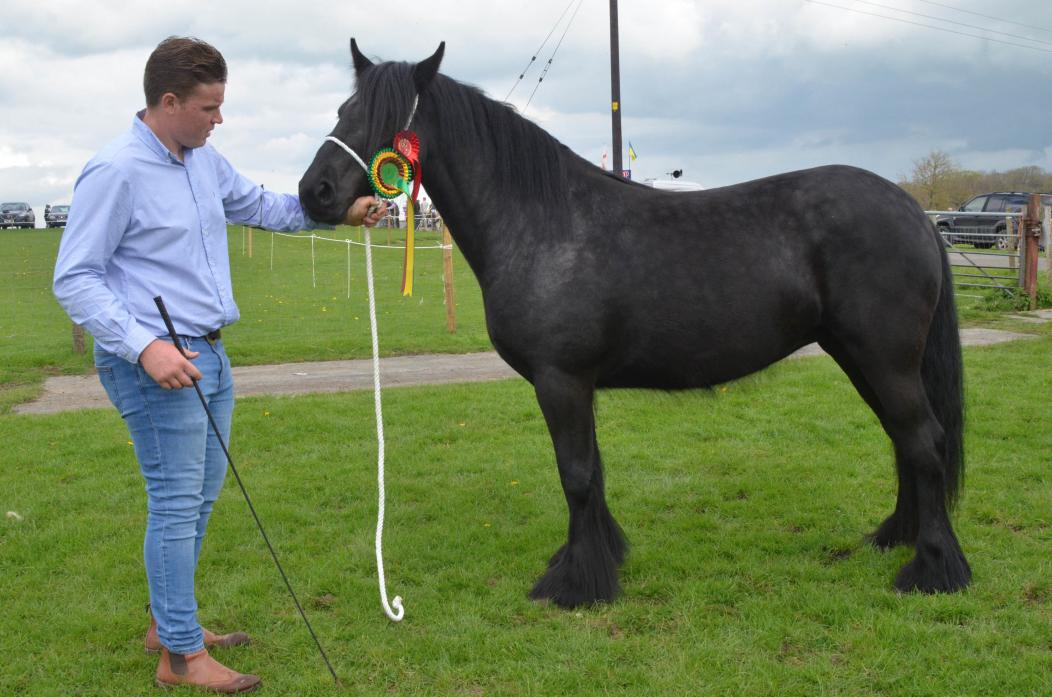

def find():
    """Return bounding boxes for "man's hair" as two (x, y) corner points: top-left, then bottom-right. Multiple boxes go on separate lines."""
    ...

(144, 36), (227, 107)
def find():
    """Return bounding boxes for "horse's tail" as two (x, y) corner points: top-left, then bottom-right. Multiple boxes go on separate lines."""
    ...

(922, 238), (965, 507)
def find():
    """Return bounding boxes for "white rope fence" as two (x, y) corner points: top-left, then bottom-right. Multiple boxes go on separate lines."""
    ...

(261, 228), (453, 294)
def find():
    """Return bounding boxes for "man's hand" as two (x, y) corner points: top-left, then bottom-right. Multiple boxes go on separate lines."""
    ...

(139, 339), (201, 390)
(344, 196), (386, 227)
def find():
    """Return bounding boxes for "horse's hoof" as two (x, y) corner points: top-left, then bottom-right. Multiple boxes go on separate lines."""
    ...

(893, 540), (971, 593)
(528, 545), (620, 608)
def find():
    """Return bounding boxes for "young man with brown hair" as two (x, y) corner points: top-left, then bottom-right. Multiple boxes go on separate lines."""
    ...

(54, 36), (381, 693)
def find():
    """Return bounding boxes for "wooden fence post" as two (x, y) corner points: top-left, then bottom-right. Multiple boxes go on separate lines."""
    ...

(441, 223), (457, 333)
(1045, 205), (1052, 285)
(1024, 194), (1041, 309)
(72, 324), (85, 354)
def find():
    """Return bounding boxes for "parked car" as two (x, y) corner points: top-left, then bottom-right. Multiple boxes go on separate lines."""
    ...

(45, 204), (70, 228)
(0, 202), (35, 229)
(935, 192), (1052, 249)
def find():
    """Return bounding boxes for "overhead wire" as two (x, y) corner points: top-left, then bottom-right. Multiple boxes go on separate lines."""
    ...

(505, 0), (579, 102)
(915, 0), (1052, 37)
(848, 0), (1052, 48)
(803, 0), (1052, 54)
(523, 0), (586, 114)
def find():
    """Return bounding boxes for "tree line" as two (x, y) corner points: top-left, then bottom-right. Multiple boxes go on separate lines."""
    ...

(897, 150), (1052, 211)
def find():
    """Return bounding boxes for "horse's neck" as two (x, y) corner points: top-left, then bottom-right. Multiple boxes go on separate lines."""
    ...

(420, 132), (534, 284)
(420, 104), (594, 282)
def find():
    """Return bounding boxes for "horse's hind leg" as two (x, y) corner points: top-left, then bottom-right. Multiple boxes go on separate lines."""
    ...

(820, 336), (918, 548)
(529, 368), (627, 607)
(844, 354), (970, 592)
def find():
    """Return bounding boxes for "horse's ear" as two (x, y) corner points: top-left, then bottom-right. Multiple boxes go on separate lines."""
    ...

(413, 41), (445, 93)
(350, 38), (374, 74)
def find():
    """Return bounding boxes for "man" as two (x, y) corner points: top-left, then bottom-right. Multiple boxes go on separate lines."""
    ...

(53, 36), (382, 693)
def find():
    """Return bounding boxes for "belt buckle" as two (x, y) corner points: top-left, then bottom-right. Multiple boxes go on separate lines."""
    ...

(205, 329), (221, 344)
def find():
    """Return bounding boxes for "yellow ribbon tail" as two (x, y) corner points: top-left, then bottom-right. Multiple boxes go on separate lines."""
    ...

(401, 200), (415, 296)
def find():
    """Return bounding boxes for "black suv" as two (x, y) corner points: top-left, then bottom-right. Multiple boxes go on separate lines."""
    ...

(1, 202), (35, 229)
(935, 192), (1052, 249)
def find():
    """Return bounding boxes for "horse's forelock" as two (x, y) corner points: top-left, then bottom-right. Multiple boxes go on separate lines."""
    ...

(353, 61), (418, 147)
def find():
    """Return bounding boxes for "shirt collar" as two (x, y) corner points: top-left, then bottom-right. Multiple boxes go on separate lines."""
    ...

(133, 110), (183, 164)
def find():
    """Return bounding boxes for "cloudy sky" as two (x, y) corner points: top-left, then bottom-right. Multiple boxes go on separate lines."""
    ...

(2, 0), (1050, 217)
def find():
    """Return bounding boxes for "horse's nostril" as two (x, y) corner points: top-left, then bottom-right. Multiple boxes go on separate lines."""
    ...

(316, 180), (334, 205)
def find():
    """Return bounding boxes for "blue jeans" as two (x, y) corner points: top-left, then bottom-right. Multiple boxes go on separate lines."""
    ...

(96, 337), (234, 654)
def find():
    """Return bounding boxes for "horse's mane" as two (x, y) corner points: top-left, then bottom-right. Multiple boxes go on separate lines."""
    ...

(355, 60), (572, 207)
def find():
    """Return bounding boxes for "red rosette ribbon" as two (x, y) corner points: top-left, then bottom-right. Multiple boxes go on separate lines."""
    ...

(393, 130), (422, 202)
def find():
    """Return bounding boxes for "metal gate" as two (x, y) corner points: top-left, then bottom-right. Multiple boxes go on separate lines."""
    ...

(926, 207), (1049, 299)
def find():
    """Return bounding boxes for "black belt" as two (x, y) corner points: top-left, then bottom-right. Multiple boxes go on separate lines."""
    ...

(199, 329), (222, 343)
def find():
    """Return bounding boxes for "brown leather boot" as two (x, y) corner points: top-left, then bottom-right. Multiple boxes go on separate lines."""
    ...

(155, 647), (261, 693)
(145, 605), (251, 654)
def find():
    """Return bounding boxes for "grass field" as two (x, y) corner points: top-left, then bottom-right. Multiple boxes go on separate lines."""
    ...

(1, 227), (1051, 695)
(0, 226), (493, 411)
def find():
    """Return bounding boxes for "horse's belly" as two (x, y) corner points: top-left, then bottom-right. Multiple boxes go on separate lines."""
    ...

(596, 333), (812, 390)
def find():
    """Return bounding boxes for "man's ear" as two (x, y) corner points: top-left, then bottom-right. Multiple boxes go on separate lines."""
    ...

(350, 38), (374, 74)
(160, 92), (179, 113)
(413, 42), (445, 93)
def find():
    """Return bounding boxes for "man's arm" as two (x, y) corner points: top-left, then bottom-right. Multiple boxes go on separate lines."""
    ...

(215, 150), (383, 230)
(54, 161), (202, 385)
(53, 161), (157, 363)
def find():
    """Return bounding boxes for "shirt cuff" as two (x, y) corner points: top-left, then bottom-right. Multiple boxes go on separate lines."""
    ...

(126, 325), (162, 364)
(303, 213), (335, 231)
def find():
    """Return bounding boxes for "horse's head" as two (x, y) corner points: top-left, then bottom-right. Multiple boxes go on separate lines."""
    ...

(299, 39), (445, 224)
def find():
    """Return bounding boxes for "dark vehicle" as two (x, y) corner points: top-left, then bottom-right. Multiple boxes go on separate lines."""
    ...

(1, 202), (35, 229)
(935, 192), (1052, 249)
(45, 204), (70, 228)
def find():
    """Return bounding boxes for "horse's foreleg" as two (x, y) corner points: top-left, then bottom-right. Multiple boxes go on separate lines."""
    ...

(529, 369), (627, 607)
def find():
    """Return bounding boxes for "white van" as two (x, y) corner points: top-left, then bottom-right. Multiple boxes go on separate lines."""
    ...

(647, 179), (705, 192)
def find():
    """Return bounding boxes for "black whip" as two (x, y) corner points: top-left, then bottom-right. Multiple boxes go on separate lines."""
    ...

(153, 296), (340, 686)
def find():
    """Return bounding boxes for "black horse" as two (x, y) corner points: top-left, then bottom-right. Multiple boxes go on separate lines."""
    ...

(299, 41), (971, 607)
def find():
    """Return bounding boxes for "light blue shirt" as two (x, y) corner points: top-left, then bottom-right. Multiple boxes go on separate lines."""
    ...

(54, 112), (320, 363)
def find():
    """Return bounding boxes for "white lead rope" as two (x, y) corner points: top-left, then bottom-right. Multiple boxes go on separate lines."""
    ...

(324, 130), (407, 621)
(364, 227), (404, 622)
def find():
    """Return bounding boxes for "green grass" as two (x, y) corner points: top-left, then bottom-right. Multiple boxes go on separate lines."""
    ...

(1, 226), (1051, 695)
(2, 337), (1052, 695)
(0, 226), (492, 411)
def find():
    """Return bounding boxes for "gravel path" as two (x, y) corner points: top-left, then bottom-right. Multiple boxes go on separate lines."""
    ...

(13, 327), (1039, 415)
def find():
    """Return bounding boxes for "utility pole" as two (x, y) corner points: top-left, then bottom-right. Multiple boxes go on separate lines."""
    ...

(609, 0), (623, 176)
